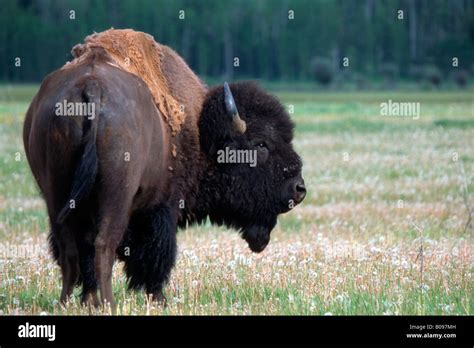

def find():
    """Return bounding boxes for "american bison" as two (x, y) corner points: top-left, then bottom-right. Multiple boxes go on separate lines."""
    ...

(23, 29), (306, 311)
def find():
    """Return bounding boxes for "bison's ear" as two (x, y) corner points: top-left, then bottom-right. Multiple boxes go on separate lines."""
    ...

(198, 82), (246, 158)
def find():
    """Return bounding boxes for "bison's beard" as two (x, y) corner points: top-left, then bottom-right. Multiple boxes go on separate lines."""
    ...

(242, 224), (272, 253)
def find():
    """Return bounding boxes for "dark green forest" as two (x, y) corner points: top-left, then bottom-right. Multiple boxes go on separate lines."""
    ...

(1, 0), (473, 83)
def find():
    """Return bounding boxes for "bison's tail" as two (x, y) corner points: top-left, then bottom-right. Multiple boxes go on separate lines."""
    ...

(57, 79), (101, 224)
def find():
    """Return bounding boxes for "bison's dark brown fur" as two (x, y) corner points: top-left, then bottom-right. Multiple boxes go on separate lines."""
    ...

(23, 30), (305, 311)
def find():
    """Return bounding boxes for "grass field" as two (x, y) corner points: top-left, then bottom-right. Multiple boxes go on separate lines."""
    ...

(0, 85), (472, 315)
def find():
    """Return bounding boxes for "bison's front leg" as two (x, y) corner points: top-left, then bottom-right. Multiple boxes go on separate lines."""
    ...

(119, 204), (177, 304)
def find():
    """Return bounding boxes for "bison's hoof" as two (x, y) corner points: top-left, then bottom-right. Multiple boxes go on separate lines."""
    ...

(151, 292), (168, 308)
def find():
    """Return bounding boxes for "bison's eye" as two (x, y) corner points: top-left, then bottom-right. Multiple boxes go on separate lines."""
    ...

(254, 141), (269, 164)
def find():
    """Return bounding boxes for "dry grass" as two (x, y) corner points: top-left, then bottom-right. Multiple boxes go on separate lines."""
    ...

(0, 89), (472, 315)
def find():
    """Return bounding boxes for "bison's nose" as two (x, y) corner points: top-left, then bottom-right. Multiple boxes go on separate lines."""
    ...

(294, 179), (306, 204)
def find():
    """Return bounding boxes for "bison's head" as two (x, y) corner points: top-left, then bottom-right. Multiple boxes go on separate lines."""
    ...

(199, 81), (306, 253)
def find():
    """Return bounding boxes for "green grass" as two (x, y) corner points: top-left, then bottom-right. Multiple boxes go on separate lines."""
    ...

(433, 119), (474, 128)
(0, 86), (472, 315)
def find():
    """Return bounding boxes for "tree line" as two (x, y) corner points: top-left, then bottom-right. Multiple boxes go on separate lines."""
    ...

(1, 0), (473, 83)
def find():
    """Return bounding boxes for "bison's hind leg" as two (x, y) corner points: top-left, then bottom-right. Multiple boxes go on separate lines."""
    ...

(76, 234), (100, 308)
(51, 216), (100, 307)
(94, 204), (132, 312)
(120, 204), (177, 303)
(49, 222), (80, 304)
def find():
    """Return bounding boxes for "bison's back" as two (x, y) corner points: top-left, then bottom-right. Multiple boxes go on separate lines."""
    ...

(24, 48), (170, 221)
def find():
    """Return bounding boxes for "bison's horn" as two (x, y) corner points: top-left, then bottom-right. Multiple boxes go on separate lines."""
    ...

(224, 82), (246, 134)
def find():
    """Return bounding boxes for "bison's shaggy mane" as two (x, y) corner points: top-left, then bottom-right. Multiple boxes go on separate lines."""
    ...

(64, 28), (190, 135)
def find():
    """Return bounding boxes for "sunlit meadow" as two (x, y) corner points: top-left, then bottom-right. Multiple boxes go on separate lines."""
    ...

(0, 86), (472, 315)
